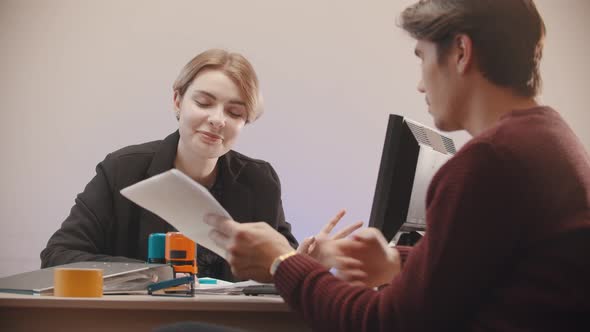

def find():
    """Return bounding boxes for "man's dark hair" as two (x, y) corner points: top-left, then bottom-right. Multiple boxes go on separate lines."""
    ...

(400, 0), (546, 97)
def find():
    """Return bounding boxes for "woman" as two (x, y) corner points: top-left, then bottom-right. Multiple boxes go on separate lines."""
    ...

(40, 49), (298, 281)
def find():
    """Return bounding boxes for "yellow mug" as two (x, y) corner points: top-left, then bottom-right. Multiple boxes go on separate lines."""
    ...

(53, 268), (103, 297)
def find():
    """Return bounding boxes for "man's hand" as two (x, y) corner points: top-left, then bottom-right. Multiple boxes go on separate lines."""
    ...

(333, 228), (401, 287)
(205, 215), (294, 283)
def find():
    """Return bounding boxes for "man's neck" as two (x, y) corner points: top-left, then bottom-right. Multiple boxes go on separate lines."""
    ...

(462, 83), (539, 137)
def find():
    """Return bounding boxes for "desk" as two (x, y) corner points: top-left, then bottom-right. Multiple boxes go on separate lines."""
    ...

(0, 293), (310, 331)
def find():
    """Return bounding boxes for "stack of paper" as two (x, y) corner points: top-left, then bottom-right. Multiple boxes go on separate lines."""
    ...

(194, 280), (271, 295)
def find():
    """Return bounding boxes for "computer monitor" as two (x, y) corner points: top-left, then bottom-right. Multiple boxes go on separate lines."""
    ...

(368, 114), (457, 244)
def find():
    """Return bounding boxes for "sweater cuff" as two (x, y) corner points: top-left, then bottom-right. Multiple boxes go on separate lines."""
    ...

(273, 254), (323, 295)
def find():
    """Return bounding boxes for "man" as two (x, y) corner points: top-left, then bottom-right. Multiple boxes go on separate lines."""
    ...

(206, 0), (590, 330)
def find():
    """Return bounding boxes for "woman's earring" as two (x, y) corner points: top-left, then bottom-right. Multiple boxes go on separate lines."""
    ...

(175, 111), (180, 120)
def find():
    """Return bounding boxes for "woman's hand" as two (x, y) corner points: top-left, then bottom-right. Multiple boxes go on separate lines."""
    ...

(296, 209), (363, 266)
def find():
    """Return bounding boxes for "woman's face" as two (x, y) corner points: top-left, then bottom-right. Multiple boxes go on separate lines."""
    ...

(174, 69), (247, 160)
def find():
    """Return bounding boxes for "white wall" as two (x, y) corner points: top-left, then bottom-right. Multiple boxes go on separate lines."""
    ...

(1, 0), (588, 277)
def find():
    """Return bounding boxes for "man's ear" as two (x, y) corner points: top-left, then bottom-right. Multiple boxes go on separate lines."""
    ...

(455, 34), (473, 74)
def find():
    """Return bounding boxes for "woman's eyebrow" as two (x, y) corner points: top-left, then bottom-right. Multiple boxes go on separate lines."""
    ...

(194, 90), (216, 99)
(194, 90), (245, 106)
(227, 100), (246, 106)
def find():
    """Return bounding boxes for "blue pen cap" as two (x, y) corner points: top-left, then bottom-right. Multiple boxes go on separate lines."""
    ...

(148, 233), (166, 264)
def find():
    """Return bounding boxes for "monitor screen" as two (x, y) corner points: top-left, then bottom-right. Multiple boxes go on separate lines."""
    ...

(368, 114), (457, 244)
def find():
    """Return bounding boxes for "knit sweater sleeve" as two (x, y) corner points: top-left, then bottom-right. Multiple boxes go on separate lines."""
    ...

(274, 142), (523, 331)
(395, 245), (412, 266)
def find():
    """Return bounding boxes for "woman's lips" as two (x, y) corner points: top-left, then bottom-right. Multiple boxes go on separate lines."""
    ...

(198, 131), (223, 142)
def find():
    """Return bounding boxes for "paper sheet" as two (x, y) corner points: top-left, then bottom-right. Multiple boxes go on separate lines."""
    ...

(194, 280), (268, 295)
(120, 169), (231, 259)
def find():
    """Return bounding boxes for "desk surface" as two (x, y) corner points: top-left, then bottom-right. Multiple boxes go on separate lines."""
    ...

(0, 292), (289, 311)
(0, 292), (309, 332)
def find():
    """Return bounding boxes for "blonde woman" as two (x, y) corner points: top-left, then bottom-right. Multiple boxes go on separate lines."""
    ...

(41, 49), (298, 281)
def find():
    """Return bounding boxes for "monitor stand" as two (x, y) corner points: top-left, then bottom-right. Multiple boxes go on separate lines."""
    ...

(389, 230), (424, 247)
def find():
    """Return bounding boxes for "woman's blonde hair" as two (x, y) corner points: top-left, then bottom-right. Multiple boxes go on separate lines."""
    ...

(173, 49), (263, 123)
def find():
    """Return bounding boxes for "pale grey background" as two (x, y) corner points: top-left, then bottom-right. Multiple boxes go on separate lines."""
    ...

(1, 0), (589, 277)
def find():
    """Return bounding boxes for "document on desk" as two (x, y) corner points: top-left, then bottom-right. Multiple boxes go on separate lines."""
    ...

(120, 169), (231, 259)
(194, 280), (269, 295)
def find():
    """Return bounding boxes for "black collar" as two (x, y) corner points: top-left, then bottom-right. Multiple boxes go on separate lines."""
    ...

(146, 131), (180, 178)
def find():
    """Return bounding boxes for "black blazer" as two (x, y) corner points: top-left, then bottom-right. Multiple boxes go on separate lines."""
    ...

(41, 131), (298, 280)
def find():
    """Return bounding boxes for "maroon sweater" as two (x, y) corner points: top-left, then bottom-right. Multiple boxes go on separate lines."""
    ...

(274, 107), (590, 331)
